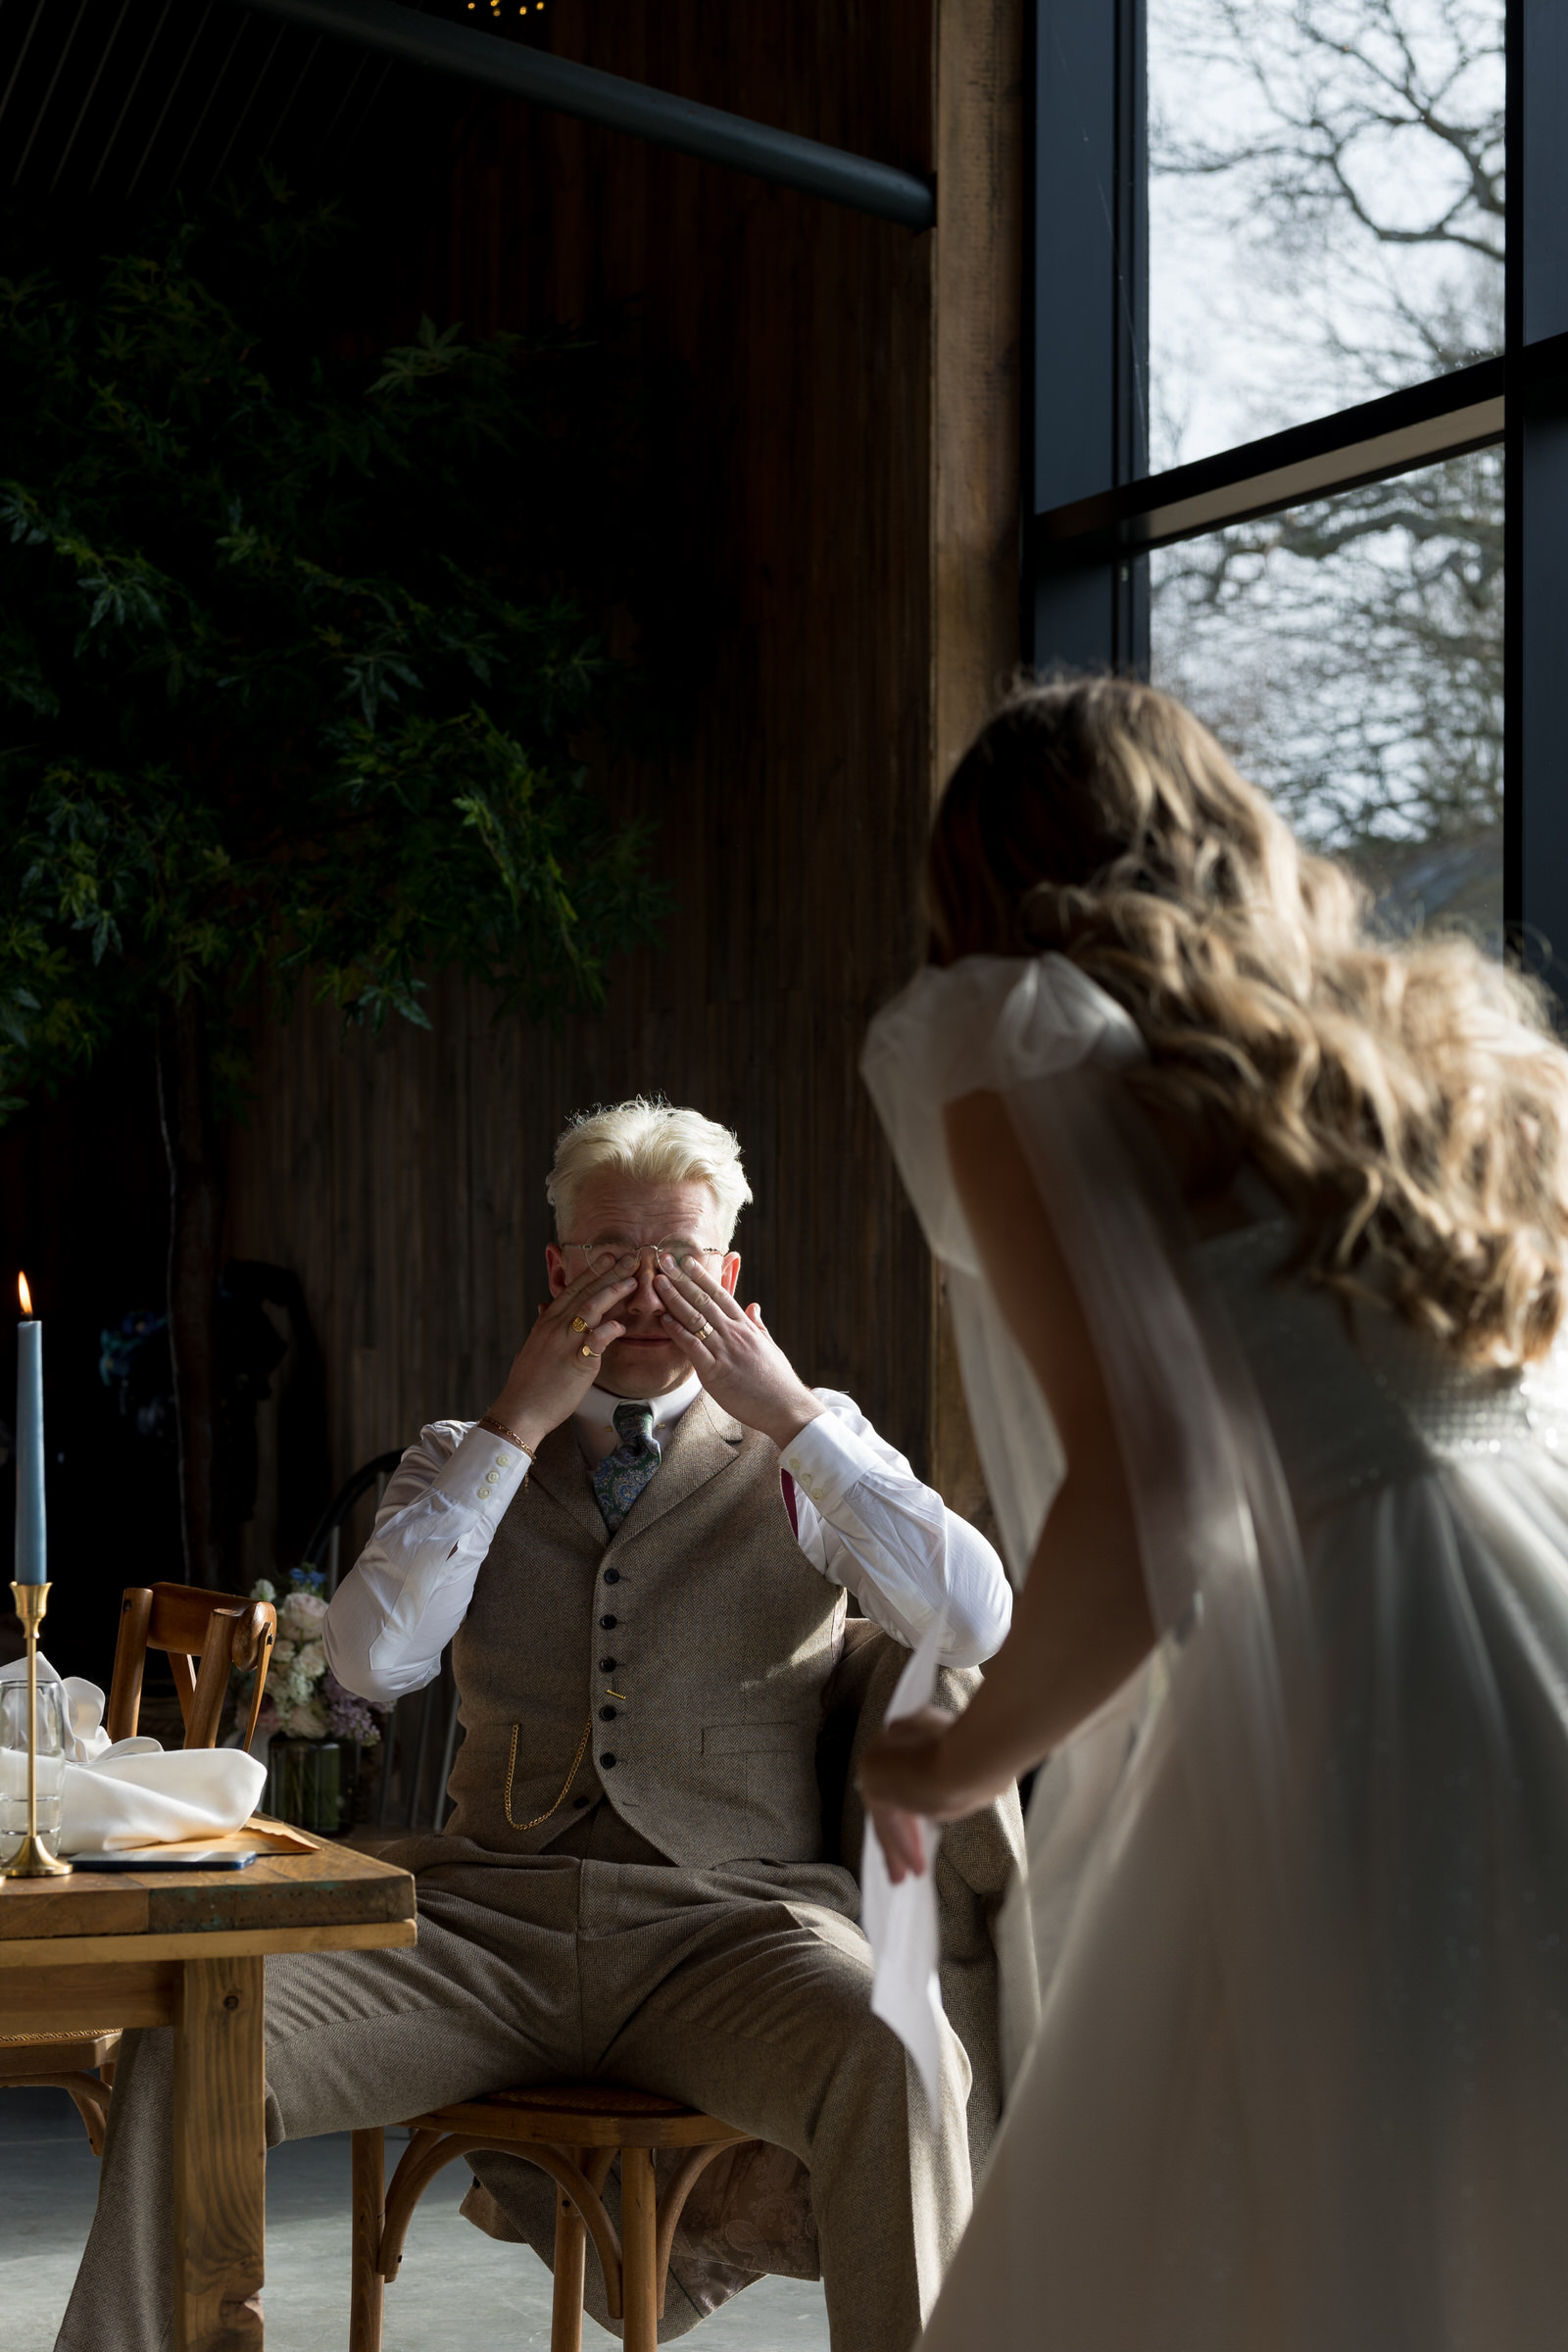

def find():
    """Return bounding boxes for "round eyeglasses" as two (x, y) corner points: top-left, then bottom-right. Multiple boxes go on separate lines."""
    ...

(561, 1238), (730, 1270)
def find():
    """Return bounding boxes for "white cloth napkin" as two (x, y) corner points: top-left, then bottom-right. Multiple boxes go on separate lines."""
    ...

(859, 1610), (948, 2111)
(0, 1651), (266, 1853)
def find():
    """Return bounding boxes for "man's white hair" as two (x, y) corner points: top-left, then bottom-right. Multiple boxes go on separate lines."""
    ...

(546, 1097), (754, 1243)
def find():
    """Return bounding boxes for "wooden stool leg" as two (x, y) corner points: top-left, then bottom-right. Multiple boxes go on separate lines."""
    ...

(620, 2146), (659, 2352)
(350, 2128), (386, 2352)
(550, 2154), (587, 2352)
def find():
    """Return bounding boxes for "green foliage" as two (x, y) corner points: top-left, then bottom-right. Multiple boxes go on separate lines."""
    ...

(0, 179), (668, 1117)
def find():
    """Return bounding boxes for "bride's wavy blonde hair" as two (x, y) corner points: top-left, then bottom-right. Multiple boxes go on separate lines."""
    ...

(927, 675), (1568, 1368)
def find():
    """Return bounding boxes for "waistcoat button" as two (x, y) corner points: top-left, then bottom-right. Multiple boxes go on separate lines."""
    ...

(600, 1705), (617, 1721)
(600, 1751), (617, 1769)
(600, 1614), (617, 1630)
(599, 1656), (616, 1672)
(572, 1794), (592, 1808)
(604, 1568), (620, 1585)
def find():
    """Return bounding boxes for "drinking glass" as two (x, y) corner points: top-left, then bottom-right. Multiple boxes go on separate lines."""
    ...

(0, 1678), (68, 1864)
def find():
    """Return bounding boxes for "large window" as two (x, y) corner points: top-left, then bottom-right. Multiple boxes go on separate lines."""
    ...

(1029, 0), (1568, 971)
(1149, 1), (1503, 467)
(1151, 452), (1504, 935)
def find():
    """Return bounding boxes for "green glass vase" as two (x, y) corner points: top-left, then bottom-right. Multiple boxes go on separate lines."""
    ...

(266, 1738), (344, 1834)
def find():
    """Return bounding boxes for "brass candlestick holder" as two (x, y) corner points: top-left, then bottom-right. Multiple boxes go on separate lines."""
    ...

(1, 1580), (72, 1879)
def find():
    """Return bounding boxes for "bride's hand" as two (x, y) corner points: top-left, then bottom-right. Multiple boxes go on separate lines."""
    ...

(860, 1711), (957, 1883)
(859, 1703), (1018, 1838)
(858, 1707), (963, 1884)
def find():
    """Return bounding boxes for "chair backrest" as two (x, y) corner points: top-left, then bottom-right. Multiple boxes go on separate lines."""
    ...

(375, 1645), (462, 1833)
(106, 1583), (277, 1752)
(302, 1448), (404, 1595)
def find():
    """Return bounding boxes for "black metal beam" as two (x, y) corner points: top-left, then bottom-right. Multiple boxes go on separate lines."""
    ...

(1032, 349), (1527, 571)
(221, 0), (936, 229)
(1028, 0), (1148, 672)
(1508, 0), (1568, 972)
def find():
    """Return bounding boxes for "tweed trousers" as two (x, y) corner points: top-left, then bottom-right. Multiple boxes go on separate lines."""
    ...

(54, 1836), (974, 2352)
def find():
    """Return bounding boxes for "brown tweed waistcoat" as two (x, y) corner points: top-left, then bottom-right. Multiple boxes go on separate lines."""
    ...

(444, 1392), (849, 1867)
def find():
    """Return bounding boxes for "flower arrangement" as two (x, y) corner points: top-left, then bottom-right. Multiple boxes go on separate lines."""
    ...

(249, 1570), (387, 1747)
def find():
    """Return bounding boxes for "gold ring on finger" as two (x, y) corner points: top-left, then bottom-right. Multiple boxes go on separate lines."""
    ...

(580, 1343), (600, 1360)
(570, 1315), (590, 1333)
(696, 1317), (711, 1341)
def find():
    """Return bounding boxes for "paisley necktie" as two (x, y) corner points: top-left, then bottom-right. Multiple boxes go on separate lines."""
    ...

(591, 1400), (662, 1533)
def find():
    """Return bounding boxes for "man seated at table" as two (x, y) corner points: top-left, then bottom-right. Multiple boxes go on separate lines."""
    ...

(57, 1098), (1011, 2352)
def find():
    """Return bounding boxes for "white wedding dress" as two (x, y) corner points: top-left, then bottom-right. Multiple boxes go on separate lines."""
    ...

(862, 954), (1568, 2352)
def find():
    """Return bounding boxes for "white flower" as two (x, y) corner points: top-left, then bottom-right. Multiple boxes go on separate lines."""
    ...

(295, 1642), (327, 1684)
(284, 1696), (328, 1741)
(280, 1592), (327, 1632)
(251, 1578), (277, 1605)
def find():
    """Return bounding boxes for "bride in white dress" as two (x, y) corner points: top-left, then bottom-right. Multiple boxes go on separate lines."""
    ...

(858, 676), (1568, 2351)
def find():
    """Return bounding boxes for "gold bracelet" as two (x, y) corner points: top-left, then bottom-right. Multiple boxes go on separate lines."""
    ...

(478, 1411), (528, 1450)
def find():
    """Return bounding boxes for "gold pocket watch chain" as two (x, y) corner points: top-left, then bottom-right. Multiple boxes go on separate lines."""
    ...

(503, 1716), (593, 1831)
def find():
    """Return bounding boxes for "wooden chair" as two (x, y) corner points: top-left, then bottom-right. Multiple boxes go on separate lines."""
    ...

(373, 1642), (462, 1835)
(106, 1582), (278, 1750)
(350, 2086), (754, 2352)
(0, 1582), (278, 2149)
(0, 2031), (118, 2153)
(302, 1447), (404, 1597)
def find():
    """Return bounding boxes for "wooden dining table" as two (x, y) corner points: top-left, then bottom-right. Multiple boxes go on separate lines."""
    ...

(0, 1835), (416, 2351)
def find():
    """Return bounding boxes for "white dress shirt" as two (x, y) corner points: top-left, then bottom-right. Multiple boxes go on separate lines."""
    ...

(324, 1382), (1012, 1703)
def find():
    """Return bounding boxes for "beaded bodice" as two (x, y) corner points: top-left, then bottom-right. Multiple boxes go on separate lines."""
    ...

(1197, 1220), (1568, 1525)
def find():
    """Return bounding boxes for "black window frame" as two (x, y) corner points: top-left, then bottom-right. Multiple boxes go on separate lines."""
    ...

(1026, 0), (1568, 972)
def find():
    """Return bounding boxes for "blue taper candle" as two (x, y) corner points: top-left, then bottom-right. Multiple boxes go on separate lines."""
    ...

(15, 1274), (44, 1585)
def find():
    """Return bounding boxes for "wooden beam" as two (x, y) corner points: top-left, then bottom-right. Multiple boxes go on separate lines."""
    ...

(931, 0), (1024, 795)
(0, 1958), (179, 2032)
(0, 1920), (416, 1967)
(928, 0), (1023, 1523)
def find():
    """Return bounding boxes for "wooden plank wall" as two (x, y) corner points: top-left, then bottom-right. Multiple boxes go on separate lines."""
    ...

(227, 0), (1008, 1580)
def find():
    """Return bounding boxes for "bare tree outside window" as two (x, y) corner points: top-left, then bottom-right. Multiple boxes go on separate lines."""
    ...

(1147, 0), (1505, 934)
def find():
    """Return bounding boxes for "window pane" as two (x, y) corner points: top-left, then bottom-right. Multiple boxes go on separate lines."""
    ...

(1149, 451), (1503, 941)
(1148, 0), (1505, 470)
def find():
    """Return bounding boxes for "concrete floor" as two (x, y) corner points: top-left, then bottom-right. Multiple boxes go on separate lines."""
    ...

(1, 2086), (832, 2351)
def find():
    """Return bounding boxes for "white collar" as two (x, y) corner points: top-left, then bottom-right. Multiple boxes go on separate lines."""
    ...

(571, 1370), (705, 1464)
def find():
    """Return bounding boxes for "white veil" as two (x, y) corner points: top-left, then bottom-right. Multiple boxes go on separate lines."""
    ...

(862, 954), (1379, 2344)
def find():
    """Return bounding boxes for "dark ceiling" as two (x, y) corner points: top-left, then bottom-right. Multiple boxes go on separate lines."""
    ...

(0, 0), (458, 204)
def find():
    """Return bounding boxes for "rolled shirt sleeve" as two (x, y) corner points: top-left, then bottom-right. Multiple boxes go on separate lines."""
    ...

(323, 1420), (530, 1703)
(780, 1390), (1011, 1667)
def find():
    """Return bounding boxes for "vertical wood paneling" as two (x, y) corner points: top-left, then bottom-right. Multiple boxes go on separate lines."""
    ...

(224, 0), (1020, 1581)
